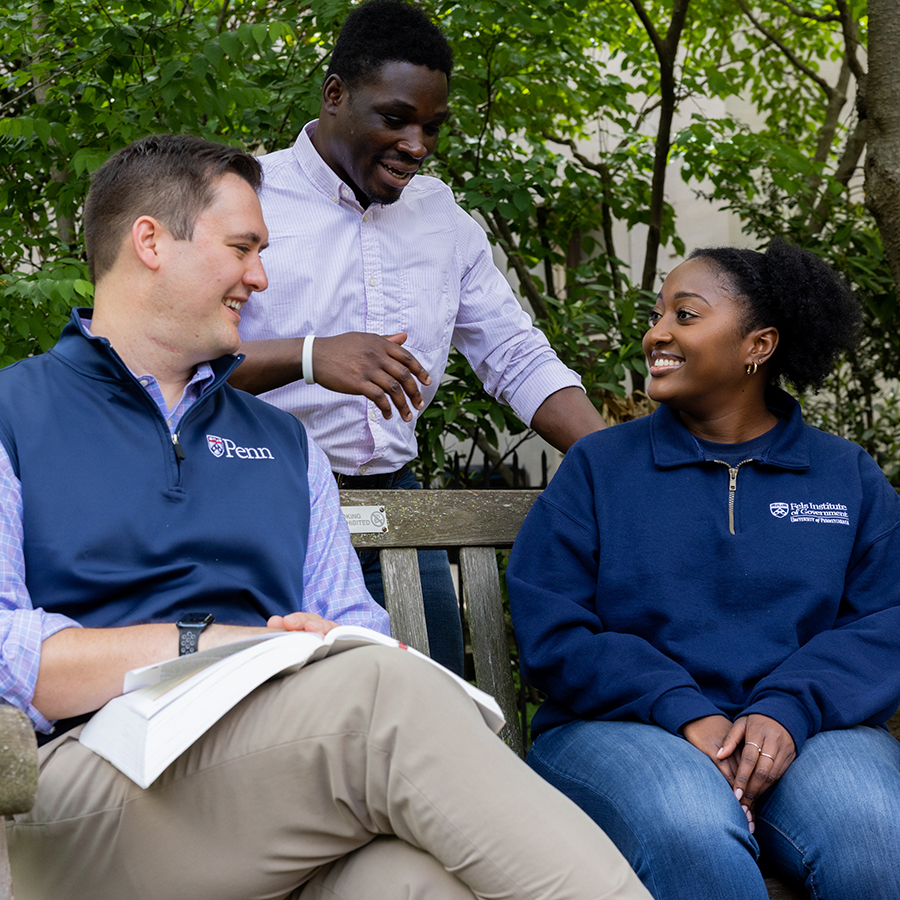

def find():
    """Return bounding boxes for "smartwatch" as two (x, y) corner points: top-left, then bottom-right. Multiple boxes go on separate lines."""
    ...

(176, 612), (215, 656)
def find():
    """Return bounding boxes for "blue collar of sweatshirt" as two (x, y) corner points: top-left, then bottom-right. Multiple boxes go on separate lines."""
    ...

(57, 307), (243, 390)
(649, 387), (811, 472)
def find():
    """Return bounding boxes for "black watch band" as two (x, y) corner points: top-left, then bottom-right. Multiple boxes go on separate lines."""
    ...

(176, 613), (215, 656)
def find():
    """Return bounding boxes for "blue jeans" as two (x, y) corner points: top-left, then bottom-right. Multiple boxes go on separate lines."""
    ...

(358, 468), (464, 676)
(527, 719), (900, 900)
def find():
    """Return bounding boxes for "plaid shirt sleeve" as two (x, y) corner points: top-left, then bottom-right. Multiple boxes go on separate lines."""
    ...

(0, 443), (81, 732)
(300, 436), (391, 634)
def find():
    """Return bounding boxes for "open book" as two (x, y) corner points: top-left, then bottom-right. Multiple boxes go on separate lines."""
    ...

(79, 626), (504, 789)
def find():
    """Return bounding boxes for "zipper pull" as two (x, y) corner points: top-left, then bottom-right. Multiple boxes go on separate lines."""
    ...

(172, 433), (186, 460)
(727, 466), (738, 534)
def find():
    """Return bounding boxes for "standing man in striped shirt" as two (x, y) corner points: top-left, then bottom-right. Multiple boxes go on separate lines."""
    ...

(232, 0), (606, 675)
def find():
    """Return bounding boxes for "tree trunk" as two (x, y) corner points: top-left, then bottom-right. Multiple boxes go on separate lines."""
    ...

(631, 0), (692, 293)
(864, 0), (900, 289)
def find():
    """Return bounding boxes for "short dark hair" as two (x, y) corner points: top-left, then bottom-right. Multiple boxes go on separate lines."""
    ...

(688, 238), (862, 394)
(84, 134), (262, 284)
(325, 0), (453, 89)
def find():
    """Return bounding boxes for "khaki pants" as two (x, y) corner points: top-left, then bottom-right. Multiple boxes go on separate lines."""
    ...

(8, 646), (649, 900)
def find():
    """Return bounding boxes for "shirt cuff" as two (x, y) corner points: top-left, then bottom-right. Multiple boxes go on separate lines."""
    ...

(1, 611), (81, 733)
(505, 362), (584, 427)
(651, 686), (723, 736)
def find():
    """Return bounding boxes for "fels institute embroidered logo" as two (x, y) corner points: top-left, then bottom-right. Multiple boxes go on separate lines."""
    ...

(770, 500), (850, 526)
(206, 434), (275, 460)
(207, 435), (225, 458)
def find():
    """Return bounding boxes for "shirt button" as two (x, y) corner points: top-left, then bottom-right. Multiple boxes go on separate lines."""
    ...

(369, 410), (378, 421)
(369, 277), (377, 286)
(331, 195), (338, 203)
(359, 466), (368, 475)
(139, 379), (149, 387)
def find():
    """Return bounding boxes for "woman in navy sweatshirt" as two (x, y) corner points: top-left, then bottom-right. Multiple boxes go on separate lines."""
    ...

(508, 239), (900, 900)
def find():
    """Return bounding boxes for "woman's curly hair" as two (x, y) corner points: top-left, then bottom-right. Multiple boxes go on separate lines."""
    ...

(688, 238), (862, 394)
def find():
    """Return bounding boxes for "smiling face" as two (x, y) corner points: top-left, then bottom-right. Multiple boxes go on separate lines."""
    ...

(643, 257), (774, 430)
(156, 172), (269, 367)
(313, 60), (449, 208)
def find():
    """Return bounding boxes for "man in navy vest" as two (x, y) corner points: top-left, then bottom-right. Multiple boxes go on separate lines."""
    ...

(0, 134), (648, 900)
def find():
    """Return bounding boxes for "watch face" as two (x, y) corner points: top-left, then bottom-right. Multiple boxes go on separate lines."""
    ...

(179, 613), (215, 627)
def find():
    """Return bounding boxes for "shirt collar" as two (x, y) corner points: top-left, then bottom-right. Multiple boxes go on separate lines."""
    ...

(292, 120), (367, 210)
(649, 388), (810, 471)
(79, 315), (216, 396)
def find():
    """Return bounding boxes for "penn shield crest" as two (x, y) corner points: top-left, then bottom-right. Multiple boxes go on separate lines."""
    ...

(770, 502), (789, 518)
(207, 435), (226, 457)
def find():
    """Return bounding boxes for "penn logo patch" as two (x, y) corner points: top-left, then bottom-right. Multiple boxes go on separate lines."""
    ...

(206, 434), (275, 460)
(770, 502), (788, 518)
(207, 435), (225, 457)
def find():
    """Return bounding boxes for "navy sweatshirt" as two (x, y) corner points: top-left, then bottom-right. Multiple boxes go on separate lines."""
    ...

(508, 391), (900, 753)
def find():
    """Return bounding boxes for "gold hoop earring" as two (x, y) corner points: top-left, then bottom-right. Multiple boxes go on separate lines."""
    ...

(746, 361), (758, 376)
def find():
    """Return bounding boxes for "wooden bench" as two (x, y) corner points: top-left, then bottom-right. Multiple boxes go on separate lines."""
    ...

(341, 487), (811, 900)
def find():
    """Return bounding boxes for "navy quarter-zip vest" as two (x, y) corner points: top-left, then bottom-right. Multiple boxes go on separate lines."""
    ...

(0, 310), (311, 628)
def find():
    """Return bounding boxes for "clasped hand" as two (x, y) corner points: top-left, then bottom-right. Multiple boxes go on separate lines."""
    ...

(313, 332), (431, 422)
(682, 713), (796, 833)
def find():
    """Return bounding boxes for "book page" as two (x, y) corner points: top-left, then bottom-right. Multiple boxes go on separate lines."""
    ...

(123, 632), (318, 692)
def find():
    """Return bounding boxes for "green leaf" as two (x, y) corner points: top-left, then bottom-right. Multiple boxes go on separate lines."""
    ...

(33, 118), (51, 146)
(204, 40), (224, 67)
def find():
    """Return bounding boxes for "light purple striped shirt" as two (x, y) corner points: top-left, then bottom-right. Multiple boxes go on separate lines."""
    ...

(0, 339), (388, 731)
(239, 120), (584, 475)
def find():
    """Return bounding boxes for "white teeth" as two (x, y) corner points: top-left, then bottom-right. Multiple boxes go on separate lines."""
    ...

(222, 299), (242, 311)
(383, 163), (411, 179)
(653, 358), (682, 368)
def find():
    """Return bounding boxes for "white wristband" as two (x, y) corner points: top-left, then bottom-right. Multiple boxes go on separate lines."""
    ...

(302, 336), (315, 385)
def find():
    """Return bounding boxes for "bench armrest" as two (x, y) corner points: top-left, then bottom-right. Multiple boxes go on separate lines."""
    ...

(0, 706), (39, 816)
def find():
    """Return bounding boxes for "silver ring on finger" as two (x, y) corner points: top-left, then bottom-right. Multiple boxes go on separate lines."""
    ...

(759, 751), (775, 761)
(746, 741), (761, 752)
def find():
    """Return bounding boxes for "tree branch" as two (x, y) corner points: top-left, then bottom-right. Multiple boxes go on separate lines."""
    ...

(216, 0), (231, 34)
(485, 211), (550, 320)
(736, 0), (833, 98)
(540, 130), (623, 296)
(635, 0), (691, 292)
(629, 0), (665, 58)
(809, 116), (868, 233)
(771, 0), (840, 22)
(834, 0), (866, 83)
(804, 56), (851, 210)
(463, 425), (519, 487)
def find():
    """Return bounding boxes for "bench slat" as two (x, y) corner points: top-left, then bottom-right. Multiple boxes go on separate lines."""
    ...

(379, 548), (431, 657)
(459, 547), (524, 757)
(342, 489), (540, 549)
